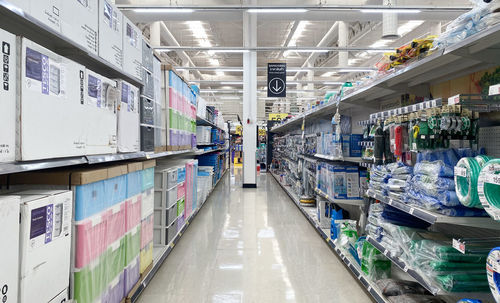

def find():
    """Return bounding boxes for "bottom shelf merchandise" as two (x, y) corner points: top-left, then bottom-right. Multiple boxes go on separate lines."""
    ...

(271, 169), (497, 303)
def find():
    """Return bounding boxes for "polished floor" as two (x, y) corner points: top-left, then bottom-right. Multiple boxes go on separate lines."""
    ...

(138, 169), (373, 303)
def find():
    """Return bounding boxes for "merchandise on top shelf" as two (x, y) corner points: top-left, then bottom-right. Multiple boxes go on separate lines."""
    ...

(122, 15), (142, 81)
(0, 196), (20, 303)
(85, 69), (119, 155)
(29, 0), (62, 33)
(0, 28), (16, 163)
(153, 56), (166, 151)
(18, 37), (87, 161)
(61, 0), (99, 55)
(117, 80), (140, 152)
(98, 0), (123, 70)
(16, 190), (73, 303)
(142, 40), (154, 73)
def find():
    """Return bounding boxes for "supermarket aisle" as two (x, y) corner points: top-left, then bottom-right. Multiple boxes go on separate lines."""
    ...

(138, 169), (372, 303)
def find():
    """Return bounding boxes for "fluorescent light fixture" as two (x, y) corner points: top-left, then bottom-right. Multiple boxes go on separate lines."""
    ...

(247, 9), (308, 13)
(321, 72), (335, 77)
(134, 8), (194, 13)
(398, 20), (425, 36)
(367, 49), (391, 53)
(216, 70), (225, 76)
(201, 90), (218, 93)
(220, 96), (240, 99)
(220, 81), (243, 85)
(288, 69), (310, 72)
(370, 39), (392, 48)
(323, 82), (343, 85)
(216, 69), (243, 72)
(360, 9), (421, 13)
(186, 21), (212, 48)
(208, 50), (249, 54)
(338, 68), (374, 72)
(208, 58), (220, 66)
(294, 49), (328, 53)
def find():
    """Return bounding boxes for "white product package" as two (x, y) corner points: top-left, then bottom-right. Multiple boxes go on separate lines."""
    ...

(117, 80), (140, 152)
(29, 0), (62, 33)
(0, 28), (16, 163)
(122, 15), (142, 80)
(85, 69), (118, 155)
(98, 0), (123, 69)
(61, 0), (98, 55)
(17, 190), (72, 303)
(18, 38), (87, 161)
(0, 196), (20, 303)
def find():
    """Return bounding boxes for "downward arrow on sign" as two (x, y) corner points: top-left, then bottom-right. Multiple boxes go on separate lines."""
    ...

(273, 80), (281, 92)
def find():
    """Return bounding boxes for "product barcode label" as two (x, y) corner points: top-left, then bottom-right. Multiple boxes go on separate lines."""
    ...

(448, 94), (460, 105)
(409, 208), (415, 215)
(489, 84), (500, 96)
(452, 238), (466, 254)
(486, 174), (500, 186)
(455, 166), (467, 178)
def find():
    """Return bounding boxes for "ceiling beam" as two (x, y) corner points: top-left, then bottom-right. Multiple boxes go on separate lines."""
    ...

(156, 46), (393, 52)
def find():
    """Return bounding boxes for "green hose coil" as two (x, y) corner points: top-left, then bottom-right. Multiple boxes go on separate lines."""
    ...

(478, 159), (500, 220)
(475, 155), (491, 168)
(455, 157), (482, 208)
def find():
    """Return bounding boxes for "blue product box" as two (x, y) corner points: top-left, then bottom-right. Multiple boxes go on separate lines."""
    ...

(350, 134), (363, 157)
(75, 181), (105, 221)
(104, 174), (127, 208)
(127, 171), (142, 198)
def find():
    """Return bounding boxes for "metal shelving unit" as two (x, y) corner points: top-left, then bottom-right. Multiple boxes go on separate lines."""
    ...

(315, 188), (365, 206)
(196, 116), (226, 133)
(367, 190), (500, 229)
(271, 23), (500, 133)
(195, 147), (226, 155)
(270, 171), (389, 303)
(130, 168), (229, 302)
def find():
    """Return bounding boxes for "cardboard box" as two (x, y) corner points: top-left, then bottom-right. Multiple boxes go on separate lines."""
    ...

(345, 166), (360, 199)
(61, 0), (98, 55)
(359, 170), (368, 192)
(98, 0), (123, 69)
(30, 0), (62, 33)
(18, 38), (87, 160)
(349, 134), (363, 157)
(117, 80), (140, 152)
(17, 190), (72, 303)
(0, 196), (20, 303)
(122, 15), (142, 80)
(0, 28), (16, 163)
(85, 69), (118, 155)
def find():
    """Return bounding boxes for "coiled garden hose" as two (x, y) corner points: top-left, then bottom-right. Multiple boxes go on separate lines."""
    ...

(475, 155), (491, 168)
(478, 159), (500, 220)
(455, 157), (482, 208)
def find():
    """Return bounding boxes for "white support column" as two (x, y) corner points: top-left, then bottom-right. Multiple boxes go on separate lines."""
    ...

(242, 1), (258, 187)
(338, 21), (348, 67)
(150, 22), (161, 47)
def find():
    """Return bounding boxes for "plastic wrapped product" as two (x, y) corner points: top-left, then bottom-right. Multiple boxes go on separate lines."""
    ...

(454, 157), (482, 208)
(375, 279), (429, 297)
(414, 161), (454, 177)
(411, 174), (455, 192)
(360, 241), (391, 280)
(388, 294), (446, 303)
(487, 247), (500, 303)
(434, 273), (489, 292)
(478, 159), (500, 220)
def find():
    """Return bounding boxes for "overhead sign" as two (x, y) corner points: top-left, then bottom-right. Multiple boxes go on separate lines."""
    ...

(269, 113), (288, 121)
(267, 62), (286, 98)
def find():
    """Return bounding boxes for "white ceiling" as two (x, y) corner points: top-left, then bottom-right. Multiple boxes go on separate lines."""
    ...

(118, 0), (472, 121)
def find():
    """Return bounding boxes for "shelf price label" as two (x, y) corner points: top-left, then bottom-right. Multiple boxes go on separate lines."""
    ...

(448, 94), (460, 105)
(454, 166), (467, 178)
(452, 238), (466, 254)
(489, 84), (500, 96)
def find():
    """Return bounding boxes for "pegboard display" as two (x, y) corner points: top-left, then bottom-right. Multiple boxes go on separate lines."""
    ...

(479, 126), (500, 158)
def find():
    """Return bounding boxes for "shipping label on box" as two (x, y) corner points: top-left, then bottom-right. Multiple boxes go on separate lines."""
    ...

(0, 196), (20, 303)
(18, 190), (72, 303)
(61, 0), (98, 54)
(0, 28), (16, 162)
